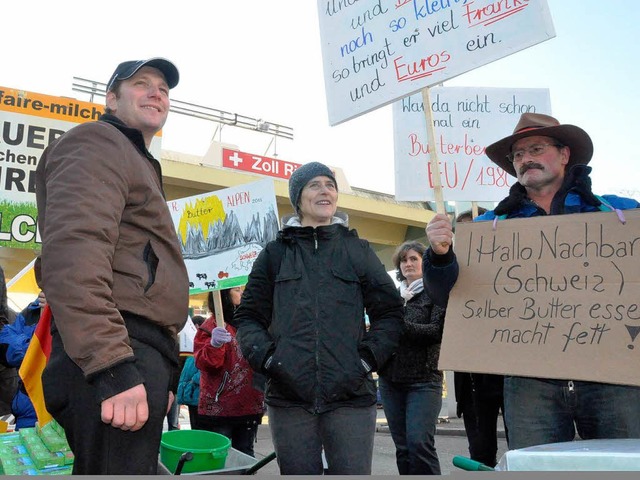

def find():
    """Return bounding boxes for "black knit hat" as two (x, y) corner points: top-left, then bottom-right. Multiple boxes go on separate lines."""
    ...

(288, 162), (337, 213)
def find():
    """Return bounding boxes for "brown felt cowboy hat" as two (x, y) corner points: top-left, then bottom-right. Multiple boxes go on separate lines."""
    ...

(486, 113), (594, 177)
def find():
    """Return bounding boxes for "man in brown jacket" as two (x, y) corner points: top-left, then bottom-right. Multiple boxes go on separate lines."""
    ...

(35, 58), (189, 474)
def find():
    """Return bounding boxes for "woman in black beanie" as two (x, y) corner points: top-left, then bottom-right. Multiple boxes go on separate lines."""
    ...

(235, 161), (404, 474)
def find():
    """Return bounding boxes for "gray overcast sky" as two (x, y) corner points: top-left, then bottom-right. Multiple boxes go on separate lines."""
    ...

(4, 0), (638, 197)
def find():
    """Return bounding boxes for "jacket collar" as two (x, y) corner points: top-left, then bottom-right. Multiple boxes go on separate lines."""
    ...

(99, 113), (164, 193)
(99, 113), (154, 160)
(281, 211), (349, 228)
(278, 212), (351, 244)
(494, 164), (601, 216)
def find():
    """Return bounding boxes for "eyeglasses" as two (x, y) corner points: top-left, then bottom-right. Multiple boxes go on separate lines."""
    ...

(507, 143), (564, 163)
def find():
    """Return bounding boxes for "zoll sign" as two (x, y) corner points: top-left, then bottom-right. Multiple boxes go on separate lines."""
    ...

(222, 148), (301, 180)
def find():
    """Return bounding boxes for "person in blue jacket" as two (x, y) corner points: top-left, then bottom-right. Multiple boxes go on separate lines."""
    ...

(0, 291), (46, 429)
(0, 266), (18, 417)
(176, 315), (205, 430)
(424, 113), (640, 450)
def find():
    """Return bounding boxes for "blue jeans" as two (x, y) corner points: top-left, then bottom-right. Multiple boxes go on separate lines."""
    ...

(378, 378), (442, 475)
(268, 405), (377, 474)
(504, 377), (640, 449)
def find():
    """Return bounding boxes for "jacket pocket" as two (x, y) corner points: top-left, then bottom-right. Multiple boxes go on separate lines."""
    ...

(329, 265), (364, 334)
(330, 266), (361, 305)
(273, 268), (302, 335)
(143, 241), (159, 293)
(266, 343), (311, 402)
(275, 268), (302, 282)
(214, 371), (230, 402)
(331, 265), (359, 283)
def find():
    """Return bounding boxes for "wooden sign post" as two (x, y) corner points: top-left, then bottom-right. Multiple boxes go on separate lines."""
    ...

(421, 86), (446, 216)
(212, 290), (225, 328)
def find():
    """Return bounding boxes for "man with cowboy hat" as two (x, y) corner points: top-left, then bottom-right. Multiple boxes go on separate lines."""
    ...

(422, 113), (640, 450)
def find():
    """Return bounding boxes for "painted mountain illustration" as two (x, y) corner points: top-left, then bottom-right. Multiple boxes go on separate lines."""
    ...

(180, 207), (279, 259)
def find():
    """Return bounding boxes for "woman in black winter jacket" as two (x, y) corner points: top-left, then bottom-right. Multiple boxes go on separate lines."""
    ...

(235, 162), (404, 475)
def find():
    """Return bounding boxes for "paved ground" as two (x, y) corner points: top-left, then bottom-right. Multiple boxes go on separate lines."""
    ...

(168, 405), (508, 475)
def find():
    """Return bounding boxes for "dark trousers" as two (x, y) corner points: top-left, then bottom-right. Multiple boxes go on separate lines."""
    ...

(461, 394), (504, 467)
(197, 414), (260, 457)
(42, 333), (172, 474)
(456, 373), (506, 468)
(187, 405), (200, 430)
(166, 398), (180, 430)
(268, 404), (376, 475)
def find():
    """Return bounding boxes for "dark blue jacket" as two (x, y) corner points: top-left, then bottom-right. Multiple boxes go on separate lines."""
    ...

(0, 300), (42, 429)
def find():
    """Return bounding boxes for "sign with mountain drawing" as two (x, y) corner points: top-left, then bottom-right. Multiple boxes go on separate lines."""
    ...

(168, 179), (279, 294)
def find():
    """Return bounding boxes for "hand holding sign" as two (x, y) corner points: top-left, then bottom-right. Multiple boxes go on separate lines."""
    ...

(211, 327), (232, 348)
(426, 213), (453, 255)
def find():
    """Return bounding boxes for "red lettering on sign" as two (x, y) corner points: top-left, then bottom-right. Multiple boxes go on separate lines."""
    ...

(227, 191), (250, 207)
(463, 0), (528, 27)
(394, 52), (451, 83)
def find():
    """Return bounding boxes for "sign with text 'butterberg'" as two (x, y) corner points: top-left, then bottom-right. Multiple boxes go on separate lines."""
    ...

(318, 0), (555, 125)
(393, 86), (551, 202)
(438, 210), (640, 387)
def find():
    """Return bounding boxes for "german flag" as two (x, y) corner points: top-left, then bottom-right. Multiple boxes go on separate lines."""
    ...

(18, 305), (53, 426)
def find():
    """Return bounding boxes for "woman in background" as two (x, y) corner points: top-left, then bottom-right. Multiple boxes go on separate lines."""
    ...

(193, 287), (264, 456)
(378, 241), (446, 475)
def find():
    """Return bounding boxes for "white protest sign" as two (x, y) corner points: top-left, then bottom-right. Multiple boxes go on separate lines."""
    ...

(438, 210), (640, 387)
(179, 316), (198, 354)
(167, 178), (279, 295)
(317, 0), (555, 125)
(0, 85), (162, 250)
(394, 87), (551, 201)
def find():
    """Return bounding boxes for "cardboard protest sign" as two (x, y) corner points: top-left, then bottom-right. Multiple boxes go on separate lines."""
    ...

(438, 210), (640, 387)
(168, 178), (279, 295)
(317, 0), (555, 125)
(393, 87), (551, 202)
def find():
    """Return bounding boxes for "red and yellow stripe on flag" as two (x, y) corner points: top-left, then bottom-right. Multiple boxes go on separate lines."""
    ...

(19, 305), (53, 426)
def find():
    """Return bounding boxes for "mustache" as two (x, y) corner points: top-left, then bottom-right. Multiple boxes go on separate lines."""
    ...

(519, 162), (544, 175)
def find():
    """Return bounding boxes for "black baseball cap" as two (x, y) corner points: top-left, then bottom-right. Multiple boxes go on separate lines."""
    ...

(106, 57), (179, 92)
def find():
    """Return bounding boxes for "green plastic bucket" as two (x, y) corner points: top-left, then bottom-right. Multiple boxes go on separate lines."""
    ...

(160, 429), (231, 473)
